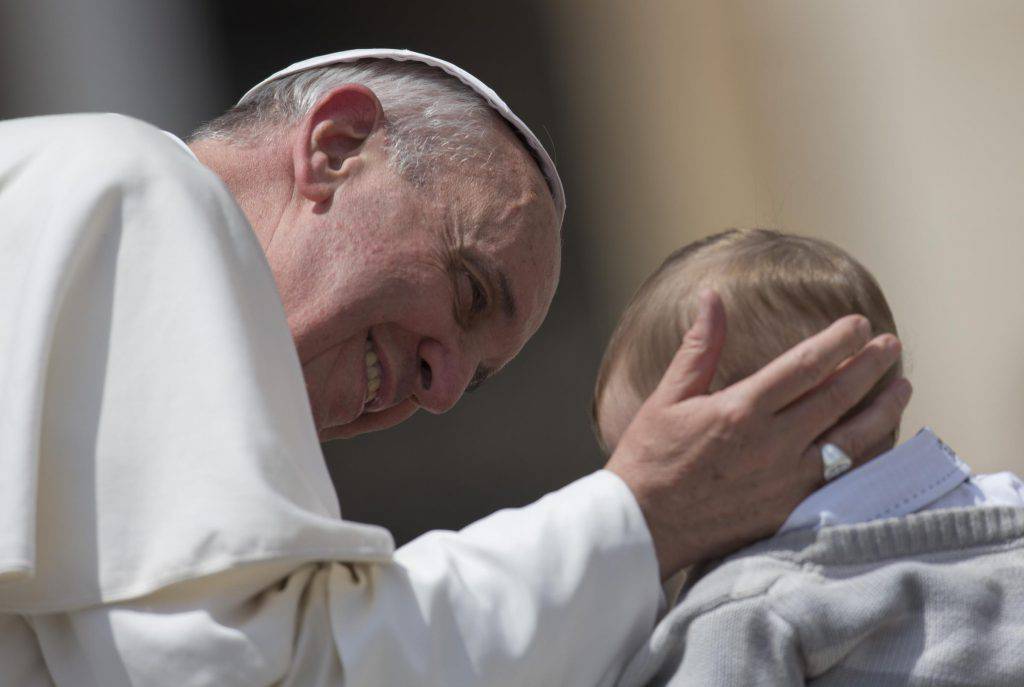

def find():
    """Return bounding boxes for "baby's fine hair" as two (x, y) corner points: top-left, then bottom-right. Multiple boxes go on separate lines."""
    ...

(593, 228), (901, 447)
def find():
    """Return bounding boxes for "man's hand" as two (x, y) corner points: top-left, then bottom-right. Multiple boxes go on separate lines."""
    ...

(606, 291), (911, 579)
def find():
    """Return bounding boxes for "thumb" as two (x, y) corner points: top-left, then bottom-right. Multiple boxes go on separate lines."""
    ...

(651, 289), (727, 404)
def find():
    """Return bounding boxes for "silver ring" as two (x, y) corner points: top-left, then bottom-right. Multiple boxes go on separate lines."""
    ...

(820, 442), (853, 481)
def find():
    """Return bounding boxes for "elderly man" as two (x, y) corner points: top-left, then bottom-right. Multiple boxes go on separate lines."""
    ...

(0, 50), (906, 685)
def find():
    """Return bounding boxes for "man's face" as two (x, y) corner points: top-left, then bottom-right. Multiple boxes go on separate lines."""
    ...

(266, 125), (561, 440)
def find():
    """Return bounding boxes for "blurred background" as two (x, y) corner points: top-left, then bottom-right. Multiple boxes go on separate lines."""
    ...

(4, 0), (1022, 544)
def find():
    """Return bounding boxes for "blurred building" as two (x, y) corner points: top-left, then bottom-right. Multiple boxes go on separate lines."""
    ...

(555, 0), (1024, 476)
(3, 0), (1023, 543)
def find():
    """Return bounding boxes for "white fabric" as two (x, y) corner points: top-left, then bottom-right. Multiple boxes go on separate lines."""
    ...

(160, 129), (199, 159)
(0, 112), (662, 685)
(927, 470), (1024, 510)
(0, 112), (394, 612)
(237, 48), (566, 223)
(780, 427), (1024, 534)
(3, 471), (660, 687)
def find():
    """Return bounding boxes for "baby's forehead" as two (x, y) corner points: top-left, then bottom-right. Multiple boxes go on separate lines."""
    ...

(595, 361), (645, 453)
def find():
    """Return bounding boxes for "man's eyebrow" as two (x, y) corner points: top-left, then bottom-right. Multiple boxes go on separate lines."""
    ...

(494, 269), (517, 321)
(466, 365), (494, 393)
(465, 250), (517, 322)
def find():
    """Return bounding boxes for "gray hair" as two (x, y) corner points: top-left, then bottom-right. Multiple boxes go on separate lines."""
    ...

(190, 59), (505, 185)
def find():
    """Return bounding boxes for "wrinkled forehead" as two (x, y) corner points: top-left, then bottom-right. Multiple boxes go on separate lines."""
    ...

(447, 111), (559, 214)
(436, 119), (559, 242)
(409, 147), (558, 365)
(466, 131), (560, 295)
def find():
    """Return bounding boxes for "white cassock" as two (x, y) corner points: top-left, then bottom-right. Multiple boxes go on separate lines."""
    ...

(0, 111), (660, 685)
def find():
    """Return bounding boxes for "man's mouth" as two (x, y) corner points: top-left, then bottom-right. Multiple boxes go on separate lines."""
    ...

(364, 336), (382, 407)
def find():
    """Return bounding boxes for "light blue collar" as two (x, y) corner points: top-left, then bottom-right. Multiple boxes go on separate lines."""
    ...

(779, 428), (972, 534)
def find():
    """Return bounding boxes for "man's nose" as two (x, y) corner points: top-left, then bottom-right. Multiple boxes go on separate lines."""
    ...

(414, 338), (474, 414)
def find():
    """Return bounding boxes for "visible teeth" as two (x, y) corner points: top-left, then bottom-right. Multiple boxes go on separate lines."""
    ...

(364, 338), (382, 403)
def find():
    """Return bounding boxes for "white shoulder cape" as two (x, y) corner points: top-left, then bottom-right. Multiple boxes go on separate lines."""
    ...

(0, 114), (393, 612)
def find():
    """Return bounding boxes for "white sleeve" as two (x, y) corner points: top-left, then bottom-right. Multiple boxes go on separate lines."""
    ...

(331, 470), (662, 687)
(0, 614), (53, 687)
(25, 471), (660, 687)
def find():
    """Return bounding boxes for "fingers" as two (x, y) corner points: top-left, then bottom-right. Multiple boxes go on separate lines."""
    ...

(795, 376), (913, 488)
(650, 290), (727, 405)
(819, 376), (913, 468)
(782, 333), (902, 440)
(733, 315), (873, 412)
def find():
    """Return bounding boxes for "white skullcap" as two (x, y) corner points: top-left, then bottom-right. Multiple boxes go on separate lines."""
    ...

(239, 48), (566, 222)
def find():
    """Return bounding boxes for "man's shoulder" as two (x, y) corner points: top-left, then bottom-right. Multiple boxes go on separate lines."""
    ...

(4, 112), (178, 149)
(0, 113), (259, 289)
(5, 113), (166, 151)
(2, 113), (220, 195)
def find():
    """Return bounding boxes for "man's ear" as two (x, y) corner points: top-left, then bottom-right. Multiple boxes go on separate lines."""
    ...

(294, 84), (384, 203)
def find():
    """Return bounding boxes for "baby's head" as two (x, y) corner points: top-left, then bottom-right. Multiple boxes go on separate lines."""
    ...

(594, 229), (902, 452)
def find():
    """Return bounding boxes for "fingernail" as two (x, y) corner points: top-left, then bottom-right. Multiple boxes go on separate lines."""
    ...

(897, 379), (913, 404)
(856, 316), (872, 339)
(690, 289), (714, 326)
(698, 288), (716, 311)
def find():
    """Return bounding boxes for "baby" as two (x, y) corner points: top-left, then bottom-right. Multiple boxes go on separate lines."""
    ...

(595, 229), (1024, 686)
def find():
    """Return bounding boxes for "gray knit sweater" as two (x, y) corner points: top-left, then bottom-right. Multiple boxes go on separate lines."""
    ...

(617, 506), (1024, 686)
